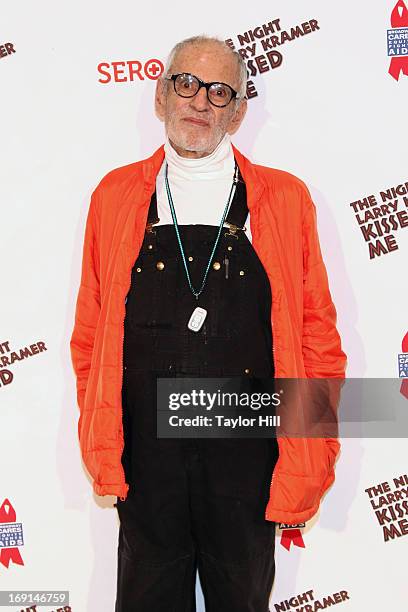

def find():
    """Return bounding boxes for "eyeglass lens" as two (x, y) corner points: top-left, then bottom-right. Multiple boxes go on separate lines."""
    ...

(174, 74), (232, 106)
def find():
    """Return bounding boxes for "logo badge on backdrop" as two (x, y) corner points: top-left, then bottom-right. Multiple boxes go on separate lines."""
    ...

(98, 59), (164, 84)
(278, 523), (305, 551)
(272, 588), (350, 610)
(0, 339), (47, 389)
(0, 42), (16, 60)
(365, 475), (408, 542)
(398, 331), (408, 399)
(349, 181), (408, 260)
(388, 0), (408, 80)
(225, 16), (321, 98)
(0, 499), (24, 569)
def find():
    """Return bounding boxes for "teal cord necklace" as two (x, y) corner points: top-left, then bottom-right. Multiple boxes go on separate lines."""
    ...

(164, 160), (238, 331)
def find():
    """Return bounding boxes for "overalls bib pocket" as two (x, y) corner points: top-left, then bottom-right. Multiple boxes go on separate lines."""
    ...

(126, 233), (180, 335)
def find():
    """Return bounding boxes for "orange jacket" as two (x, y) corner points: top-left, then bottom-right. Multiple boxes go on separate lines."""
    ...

(70, 144), (347, 524)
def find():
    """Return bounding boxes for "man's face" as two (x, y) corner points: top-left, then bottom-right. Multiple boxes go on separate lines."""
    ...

(155, 43), (247, 158)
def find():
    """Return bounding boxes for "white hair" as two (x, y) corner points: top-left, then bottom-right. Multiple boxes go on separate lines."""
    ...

(163, 35), (247, 102)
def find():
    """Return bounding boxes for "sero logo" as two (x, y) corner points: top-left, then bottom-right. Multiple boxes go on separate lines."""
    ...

(0, 499), (24, 569)
(98, 59), (164, 84)
(388, 0), (408, 80)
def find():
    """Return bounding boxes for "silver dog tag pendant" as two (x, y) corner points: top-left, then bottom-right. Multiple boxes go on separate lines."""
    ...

(187, 307), (207, 332)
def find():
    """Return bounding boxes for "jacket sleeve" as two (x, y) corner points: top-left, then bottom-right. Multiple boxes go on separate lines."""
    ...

(70, 188), (101, 414)
(301, 188), (347, 379)
(301, 186), (347, 485)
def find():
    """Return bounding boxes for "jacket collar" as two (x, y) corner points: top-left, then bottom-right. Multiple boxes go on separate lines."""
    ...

(142, 141), (265, 211)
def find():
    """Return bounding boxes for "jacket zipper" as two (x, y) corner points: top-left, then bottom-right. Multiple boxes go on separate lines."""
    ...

(269, 296), (277, 495)
(119, 291), (130, 502)
(271, 319), (276, 376)
(270, 283), (276, 376)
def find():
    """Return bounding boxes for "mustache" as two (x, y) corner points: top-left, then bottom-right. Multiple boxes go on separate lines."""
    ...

(180, 113), (213, 124)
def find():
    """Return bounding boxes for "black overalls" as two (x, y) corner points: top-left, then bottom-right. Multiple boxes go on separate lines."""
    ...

(115, 169), (279, 612)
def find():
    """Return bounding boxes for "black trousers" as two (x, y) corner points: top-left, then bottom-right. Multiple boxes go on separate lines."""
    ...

(115, 370), (278, 612)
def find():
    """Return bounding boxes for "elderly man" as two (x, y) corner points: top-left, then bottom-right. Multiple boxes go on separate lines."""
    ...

(70, 35), (346, 612)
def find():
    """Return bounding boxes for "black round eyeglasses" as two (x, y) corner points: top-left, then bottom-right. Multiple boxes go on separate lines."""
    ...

(165, 72), (244, 108)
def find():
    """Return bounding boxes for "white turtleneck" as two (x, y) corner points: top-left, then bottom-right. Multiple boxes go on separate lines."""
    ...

(155, 133), (252, 242)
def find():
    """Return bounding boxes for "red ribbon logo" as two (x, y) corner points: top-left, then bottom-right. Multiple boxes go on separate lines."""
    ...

(389, 1), (408, 81)
(280, 528), (305, 551)
(0, 499), (24, 568)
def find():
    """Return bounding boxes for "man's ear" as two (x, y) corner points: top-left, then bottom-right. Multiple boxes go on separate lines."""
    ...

(227, 99), (247, 135)
(155, 77), (166, 122)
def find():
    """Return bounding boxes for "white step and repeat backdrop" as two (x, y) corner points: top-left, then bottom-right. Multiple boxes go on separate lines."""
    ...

(1, 1), (407, 610)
